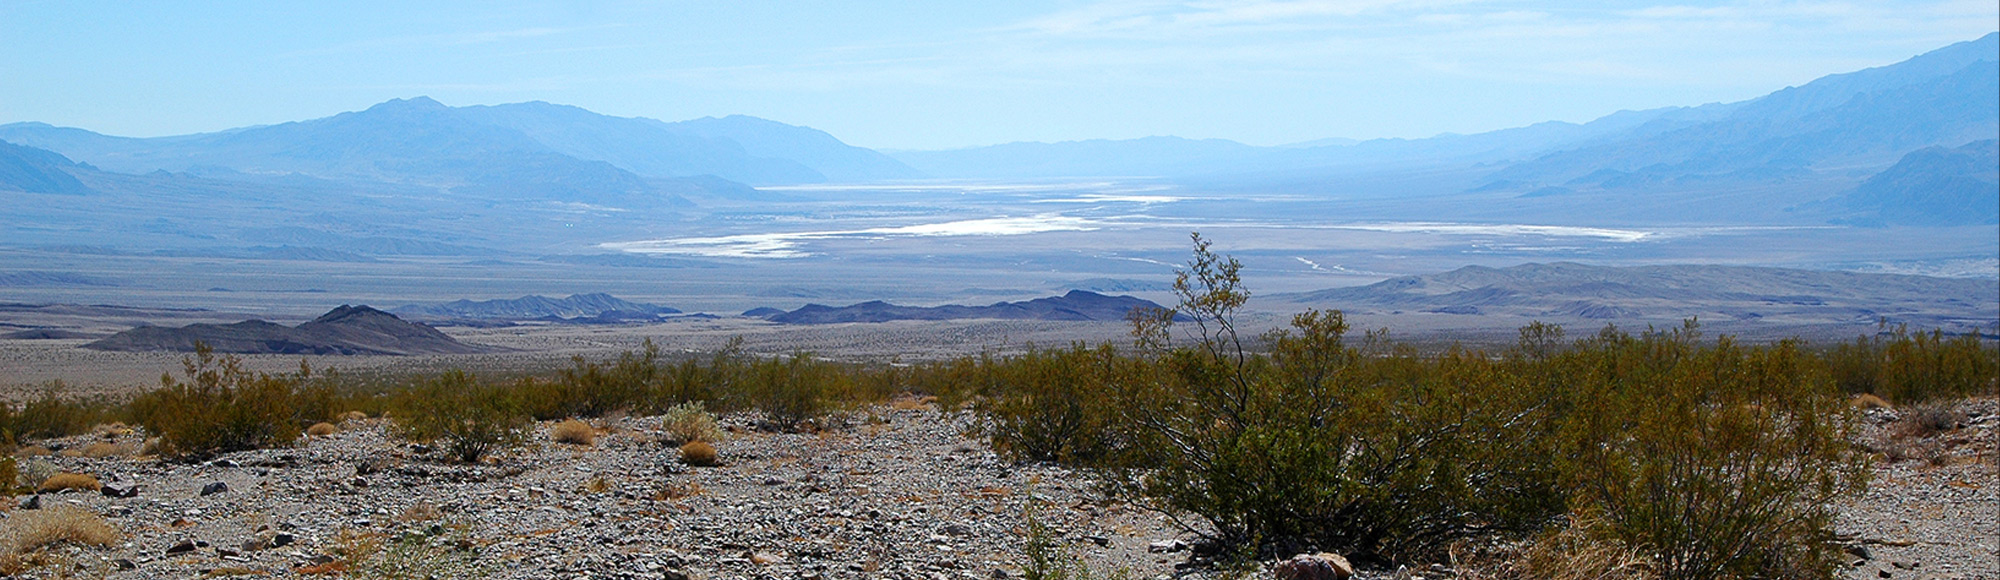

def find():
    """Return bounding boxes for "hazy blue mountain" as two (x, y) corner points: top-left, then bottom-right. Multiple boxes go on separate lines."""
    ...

(453, 102), (825, 184)
(1488, 33), (1999, 188)
(1835, 140), (1999, 226)
(0, 140), (92, 194)
(0, 98), (700, 207)
(890, 34), (1996, 185)
(1, 98), (920, 187)
(651, 115), (922, 182)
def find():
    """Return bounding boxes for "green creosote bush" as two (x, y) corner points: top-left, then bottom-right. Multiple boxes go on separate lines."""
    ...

(124, 343), (336, 459)
(1558, 323), (1872, 580)
(1826, 323), (1998, 404)
(391, 370), (528, 463)
(744, 351), (847, 431)
(0, 383), (113, 444)
(1107, 233), (1562, 559)
(1021, 499), (1132, 580)
(978, 343), (1131, 465)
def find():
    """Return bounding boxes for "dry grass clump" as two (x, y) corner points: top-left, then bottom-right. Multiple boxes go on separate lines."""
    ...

(35, 473), (100, 494)
(1848, 393), (1891, 410)
(654, 481), (705, 500)
(0, 504), (120, 557)
(79, 441), (135, 458)
(550, 419), (595, 446)
(306, 422), (340, 437)
(12, 446), (49, 458)
(339, 410), (369, 423)
(658, 402), (721, 445)
(679, 441), (719, 466)
(1453, 516), (1655, 580)
(583, 475), (614, 494)
(91, 422), (134, 437)
(890, 395), (937, 411)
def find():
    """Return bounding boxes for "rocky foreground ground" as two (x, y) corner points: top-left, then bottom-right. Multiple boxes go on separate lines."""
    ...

(0, 398), (1993, 580)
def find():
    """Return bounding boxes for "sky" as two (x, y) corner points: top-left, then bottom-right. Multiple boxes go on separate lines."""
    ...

(1, 1), (1994, 150)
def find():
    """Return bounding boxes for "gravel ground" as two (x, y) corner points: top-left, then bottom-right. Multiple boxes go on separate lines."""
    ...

(1, 398), (1991, 579)
(1836, 397), (1999, 580)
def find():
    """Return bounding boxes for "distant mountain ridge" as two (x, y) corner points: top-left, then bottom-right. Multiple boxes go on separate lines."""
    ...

(85, 305), (489, 355)
(392, 293), (680, 320)
(891, 33), (1998, 189)
(0, 97), (920, 188)
(764, 290), (1169, 324)
(1834, 140), (1999, 226)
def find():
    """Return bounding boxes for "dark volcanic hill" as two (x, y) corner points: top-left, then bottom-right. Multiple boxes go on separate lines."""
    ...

(766, 290), (1169, 324)
(391, 293), (680, 320)
(84, 305), (489, 355)
(1283, 262), (1998, 332)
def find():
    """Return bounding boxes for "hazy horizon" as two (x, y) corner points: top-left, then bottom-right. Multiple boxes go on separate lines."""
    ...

(4, 1), (1995, 150)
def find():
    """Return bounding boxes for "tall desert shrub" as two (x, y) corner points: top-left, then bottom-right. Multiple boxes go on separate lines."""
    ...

(392, 370), (528, 463)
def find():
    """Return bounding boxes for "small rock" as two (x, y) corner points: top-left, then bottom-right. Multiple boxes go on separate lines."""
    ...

(271, 533), (295, 548)
(1147, 539), (1188, 553)
(112, 559), (136, 570)
(350, 476), (369, 488)
(1273, 552), (1355, 580)
(761, 476), (784, 486)
(208, 459), (239, 468)
(102, 483), (140, 498)
(17, 495), (40, 510)
(1084, 534), (1110, 547)
(165, 540), (196, 555)
(199, 482), (229, 496)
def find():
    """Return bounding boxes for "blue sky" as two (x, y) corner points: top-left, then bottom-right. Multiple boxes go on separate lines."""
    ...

(1, 1), (1993, 150)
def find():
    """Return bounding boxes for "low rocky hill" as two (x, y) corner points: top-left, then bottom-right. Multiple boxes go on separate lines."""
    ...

(84, 305), (490, 355)
(765, 290), (1169, 324)
(1283, 262), (1998, 333)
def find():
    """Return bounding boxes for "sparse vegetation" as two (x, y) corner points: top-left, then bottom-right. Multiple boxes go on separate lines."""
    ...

(124, 343), (337, 459)
(0, 505), (120, 573)
(679, 440), (719, 466)
(35, 472), (101, 494)
(390, 370), (528, 463)
(550, 419), (596, 446)
(658, 401), (721, 445)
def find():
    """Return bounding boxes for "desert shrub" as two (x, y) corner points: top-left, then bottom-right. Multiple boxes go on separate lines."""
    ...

(1104, 235), (1562, 559)
(550, 419), (595, 446)
(679, 441), (719, 466)
(306, 422), (340, 437)
(35, 472), (100, 494)
(391, 370), (528, 463)
(123, 344), (327, 459)
(340, 410), (369, 423)
(1559, 327), (1870, 580)
(978, 343), (1130, 464)
(529, 339), (666, 420)
(1895, 404), (1965, 439)
(1826, 326), (1998, 403)
(12, 446), (48, 458)
(658, 401), (721, 445)
(14, 460), (54, 491)
(0, 384), (112, 443)
(742, 352), (846, 430)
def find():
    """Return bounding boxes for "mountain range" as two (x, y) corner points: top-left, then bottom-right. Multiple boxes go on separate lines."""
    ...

(892, 33), (1998, 194)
